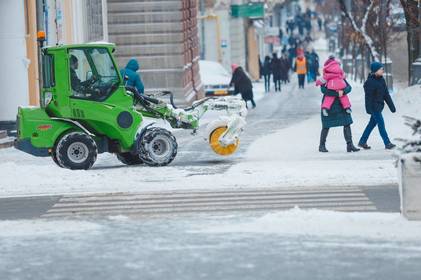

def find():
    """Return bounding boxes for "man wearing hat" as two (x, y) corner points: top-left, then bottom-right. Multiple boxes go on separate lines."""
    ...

(358, 62), (396, 150)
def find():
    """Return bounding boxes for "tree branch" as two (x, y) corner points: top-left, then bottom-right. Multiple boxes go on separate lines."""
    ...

(338, 0), (381, 61)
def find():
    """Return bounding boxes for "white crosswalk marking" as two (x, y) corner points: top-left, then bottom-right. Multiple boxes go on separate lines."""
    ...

(42, 187), (377, 218)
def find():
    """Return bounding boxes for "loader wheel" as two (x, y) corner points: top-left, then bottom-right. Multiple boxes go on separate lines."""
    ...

(139, 127), (177, 167)
(55, 132), (97, 170)
(117, 152), (143, 165)
(209, 127), (239, 156)
(51, 149), (63, 168)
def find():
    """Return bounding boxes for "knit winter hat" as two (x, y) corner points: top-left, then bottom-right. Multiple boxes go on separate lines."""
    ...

(370, 61), (384, 73)
(231, 64), (239, 72)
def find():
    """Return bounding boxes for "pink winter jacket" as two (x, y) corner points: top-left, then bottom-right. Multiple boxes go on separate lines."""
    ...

(315, 59), (346, 91)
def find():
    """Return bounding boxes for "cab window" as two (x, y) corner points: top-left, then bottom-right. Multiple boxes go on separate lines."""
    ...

(42, 54), (55, 88)
(68, 48), (120, 101)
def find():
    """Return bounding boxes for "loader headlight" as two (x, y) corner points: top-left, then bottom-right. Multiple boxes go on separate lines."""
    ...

(43, 92), (53, 107)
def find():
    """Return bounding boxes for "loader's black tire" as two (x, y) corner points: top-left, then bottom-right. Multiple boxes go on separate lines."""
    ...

(117, 152), (143, 165)
(55, 132), (97, 170)
(51, 149), (63, 168)
(138, 127), (177, 167)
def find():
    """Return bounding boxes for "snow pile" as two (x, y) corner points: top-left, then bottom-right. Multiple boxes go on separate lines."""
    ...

(393, 85), (421, 118)
(0, 220), (102, 237)
(199, 207), (421, 240)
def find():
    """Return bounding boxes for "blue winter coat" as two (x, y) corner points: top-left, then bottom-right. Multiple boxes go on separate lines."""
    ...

(120, 59), (144, 94)
(363, 74), (396, 114)
(320, 81), (353, 128)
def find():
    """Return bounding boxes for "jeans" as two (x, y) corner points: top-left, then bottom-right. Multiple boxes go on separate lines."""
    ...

(359, 112), (391, 145)
(264, 75), (271, 92)
(298, 74), (305, 88)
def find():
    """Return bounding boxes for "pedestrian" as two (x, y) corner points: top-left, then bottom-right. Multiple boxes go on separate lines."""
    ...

(305, 17), (312, 35)
(358, 62), (396, 150)
(294, 50), (307, 89)
(309, 49), (320, 82)
(271, 53), (282, 92)
(288, 45), (296, 68)
(258, 55), (263, 80)
(319, 79), (360, 153)
(229, 64), (256, 109)
(316, 56), (352, 117)
(280, 52), (290, 84)
(305, 50), (312, 83)
(120, 58), (144, 94)
(262, 56), (272, 92)
(317, 17), (323, 31)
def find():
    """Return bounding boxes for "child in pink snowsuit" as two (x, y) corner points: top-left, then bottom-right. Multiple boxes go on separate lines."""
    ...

(316, 57), (351, 116)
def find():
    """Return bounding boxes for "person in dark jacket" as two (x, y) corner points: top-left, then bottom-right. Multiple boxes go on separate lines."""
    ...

(358, 62), (396, 150)
(120, 58), (144, 94)
(319, 80), (360, 153)
(280, 52), (290, 84)
(271, 53), (282, 92)
(261, 56), (272, 92)
(308, 49), (320, 82)
(229, 64), (256, 109)
(69, 55), (96, 95)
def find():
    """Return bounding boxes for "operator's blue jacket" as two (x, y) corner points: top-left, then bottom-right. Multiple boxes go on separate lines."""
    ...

(120, 58), (144, 94)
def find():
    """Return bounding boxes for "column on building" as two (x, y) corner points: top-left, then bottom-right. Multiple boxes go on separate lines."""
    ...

(107, 0), (204, 105)
(0, 0), (30, 126)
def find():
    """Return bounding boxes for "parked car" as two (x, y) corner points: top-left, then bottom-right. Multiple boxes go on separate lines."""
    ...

(199, 60), (234, 96)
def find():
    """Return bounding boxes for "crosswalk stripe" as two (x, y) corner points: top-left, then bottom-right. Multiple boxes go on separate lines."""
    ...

(54, 193), (368, 208)
(42, 202), (377, 218)
(44, 199), (375, 215)
(42, 187), (378, 218)
(58, 188), (364, 203)
(49, 196), (370, 211)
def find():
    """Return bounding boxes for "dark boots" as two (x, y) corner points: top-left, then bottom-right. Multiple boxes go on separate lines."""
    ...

(319, 128), (329, 153)
(344, 126), (360, 153)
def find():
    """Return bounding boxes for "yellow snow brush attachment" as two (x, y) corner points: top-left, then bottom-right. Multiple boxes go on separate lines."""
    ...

(209, 127), (239, 156)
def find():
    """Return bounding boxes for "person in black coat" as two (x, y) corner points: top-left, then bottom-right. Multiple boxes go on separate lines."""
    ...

(319, 80), (360, 153)
(358, 62), (397, 150)
(271, 53), (282, 92)
(261, 56), (272, 92)
(229, 65), (256, 109)
(279, 52), (290, 84)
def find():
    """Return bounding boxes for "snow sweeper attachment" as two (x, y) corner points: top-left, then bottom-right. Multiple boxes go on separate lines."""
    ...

(14, 43), (247, 170)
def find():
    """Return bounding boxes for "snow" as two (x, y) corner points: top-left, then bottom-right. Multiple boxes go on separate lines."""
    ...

(0, 220), (102, 237)
(199, 60), (231, 85)
(0, 41), (419, 197)
(1, 208), (421, 241)
(198, 207), (421, 241)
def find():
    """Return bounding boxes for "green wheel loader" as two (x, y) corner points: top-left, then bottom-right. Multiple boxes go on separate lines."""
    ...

(14, 42), (247, 170)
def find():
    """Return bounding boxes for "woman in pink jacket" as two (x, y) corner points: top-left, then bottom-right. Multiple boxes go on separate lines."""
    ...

(316, 56), (351, 116)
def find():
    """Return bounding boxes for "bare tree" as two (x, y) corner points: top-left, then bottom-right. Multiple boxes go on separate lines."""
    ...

(338, 0), (381, 61)
(400, 0), (420, 84)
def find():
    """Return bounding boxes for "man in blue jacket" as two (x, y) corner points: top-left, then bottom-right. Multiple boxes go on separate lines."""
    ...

(358, 62), (396, 150)
(120, 58), (144, 94)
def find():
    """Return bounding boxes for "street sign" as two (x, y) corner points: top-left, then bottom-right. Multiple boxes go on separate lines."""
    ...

(231, 3), (265, 18)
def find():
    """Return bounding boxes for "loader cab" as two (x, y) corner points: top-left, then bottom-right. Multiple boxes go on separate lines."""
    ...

(40, 44), (125, 118)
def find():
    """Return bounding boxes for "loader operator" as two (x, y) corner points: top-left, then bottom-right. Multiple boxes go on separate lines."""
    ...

(69, 55), (96, 97)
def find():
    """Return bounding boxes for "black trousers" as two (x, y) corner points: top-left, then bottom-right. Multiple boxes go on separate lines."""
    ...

(245, 99), (256, 109)
(298, 74), (305, 88)
(274, 78), (281, 91)
(320, 125), (354, 147)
